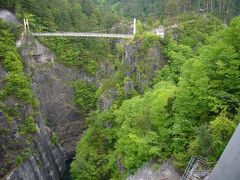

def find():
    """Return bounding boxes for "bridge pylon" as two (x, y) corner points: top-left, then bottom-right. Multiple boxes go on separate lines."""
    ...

(23, 19), (30, 35)
(133, 18), (137, 35)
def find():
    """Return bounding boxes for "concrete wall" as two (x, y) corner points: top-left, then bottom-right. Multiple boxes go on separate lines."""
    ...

(209, 123), (240, 180)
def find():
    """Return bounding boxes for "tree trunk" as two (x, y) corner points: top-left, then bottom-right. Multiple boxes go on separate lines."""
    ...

(206, 0), (209, 11)
(219, 0), (222, 16)
(226, 0), (231, 14)
(225, 0), (232, 23)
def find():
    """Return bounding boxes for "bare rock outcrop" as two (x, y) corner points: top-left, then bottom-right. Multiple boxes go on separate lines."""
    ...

(0, 10), (19, 25)
(123, 41), (166, 92)
(21, 36), (94, 158)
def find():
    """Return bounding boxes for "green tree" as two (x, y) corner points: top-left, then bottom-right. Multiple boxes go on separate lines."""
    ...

(136, 20), (143, 35)
(190, 115), (236, 164)
(71, 110), (117, 180)
(73, 81), (97, 115)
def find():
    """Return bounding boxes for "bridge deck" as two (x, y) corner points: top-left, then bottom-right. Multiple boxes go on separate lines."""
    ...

(32, 32), (134, 39)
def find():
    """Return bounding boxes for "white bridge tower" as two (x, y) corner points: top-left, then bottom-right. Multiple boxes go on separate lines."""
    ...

(133, 18), (137, 35)
(23, 19), (30, 34)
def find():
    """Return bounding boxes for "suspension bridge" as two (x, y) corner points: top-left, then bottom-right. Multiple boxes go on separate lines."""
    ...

(23, 19), (136, 39)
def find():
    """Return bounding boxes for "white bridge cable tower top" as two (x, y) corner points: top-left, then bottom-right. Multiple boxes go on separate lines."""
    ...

(24, 19), (137, 39)
(133, 18), (137, 35)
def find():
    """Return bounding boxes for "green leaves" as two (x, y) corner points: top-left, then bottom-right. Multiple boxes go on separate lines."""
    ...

(71, 13), (240, 180)
(71, 81), (176, 179)
(172, 17), (240, 168)
(73, 81), (97, 115)
(209, 116), (236, 154)
(190, 115), (236, 164)
(68, 7), (240, 179)
(114, 82), (176, 171)
(223, 17), (240, 52)
(3, 52), (24, 72)
(0, 21), (38, 174)
(71, 110), (117, 180)
(0, 21), (35, 105)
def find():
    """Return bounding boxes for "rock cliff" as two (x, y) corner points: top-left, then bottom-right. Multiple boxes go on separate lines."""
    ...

(1, 10), (167, 179)
(98, 38), (166, 111)
(123, 40), (166, 92)
(0, 9), (94, 178)
(6, 33), (94, 179)
(21, 37), (94, 158)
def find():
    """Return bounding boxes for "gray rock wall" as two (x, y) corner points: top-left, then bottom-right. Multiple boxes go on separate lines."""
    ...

(1, 9), (93, 179)
(7, 115), (65, 180)
(6, 33), (93, 179)
(21, 36), (94, 157)
(5, 35), (69, 180)
(123, 40), (166, 92)
(98, 39), (166, 111)
(0, 10), (19, 25)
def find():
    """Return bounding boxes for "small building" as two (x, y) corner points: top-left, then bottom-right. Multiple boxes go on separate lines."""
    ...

(155, 26), (165, 38)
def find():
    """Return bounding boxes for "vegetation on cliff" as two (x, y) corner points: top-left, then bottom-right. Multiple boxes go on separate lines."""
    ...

(71, 16), (240, 179)
(0, 0), (240, 179)
(0, 20), (38, 176)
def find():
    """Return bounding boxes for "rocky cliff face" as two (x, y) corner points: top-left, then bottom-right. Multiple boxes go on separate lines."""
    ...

(0, 8), (94, 178)
(98, 39), (166, 111)
(7, 114), (66, 180)
(123, 40), (166, 92)
(0, 37), (66, 180)
(21, 37), (94, 158)
(6, 34), (94, 179)
(0, 10), (19, 25)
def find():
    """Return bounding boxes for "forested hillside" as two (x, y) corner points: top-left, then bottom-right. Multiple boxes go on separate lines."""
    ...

(0, 0), (239, 180)
(71, 16), (240, 179)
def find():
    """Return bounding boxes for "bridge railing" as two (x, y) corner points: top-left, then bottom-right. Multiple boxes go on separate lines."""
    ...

(31, 32), (134, 39)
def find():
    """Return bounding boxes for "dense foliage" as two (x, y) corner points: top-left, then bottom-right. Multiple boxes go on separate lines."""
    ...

(0, 0), (127, 75)
(1, 0), (238, 75)
(71, 16), (240, 179)
(0, 0), (239, 179)
(0, 20), (37, 176)
(73, 81), (97, 115)
(108, 0), (240, 23)
(0, 20), (37, 132)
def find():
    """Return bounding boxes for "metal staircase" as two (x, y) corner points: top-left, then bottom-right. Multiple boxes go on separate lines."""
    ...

(182, 157), (211, 180)
(126, 157), (181, 180)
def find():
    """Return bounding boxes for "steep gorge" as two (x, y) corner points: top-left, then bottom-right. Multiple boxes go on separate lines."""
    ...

(0, 10), (167, 179)
(0, 10), (91, 179)
(0, 12), (65, 179)
(2, 3), (239, 179)
(21, 36), (94, 158)
(7, 35), (96, 179)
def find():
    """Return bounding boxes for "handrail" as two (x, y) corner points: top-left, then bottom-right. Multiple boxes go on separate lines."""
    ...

(31, 32), (134, 39)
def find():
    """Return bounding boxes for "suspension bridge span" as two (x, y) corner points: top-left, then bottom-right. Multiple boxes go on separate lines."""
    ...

(24, 19), (136, 39)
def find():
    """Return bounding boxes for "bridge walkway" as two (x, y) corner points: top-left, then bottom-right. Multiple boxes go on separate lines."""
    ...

(32, 32), (134, 39)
